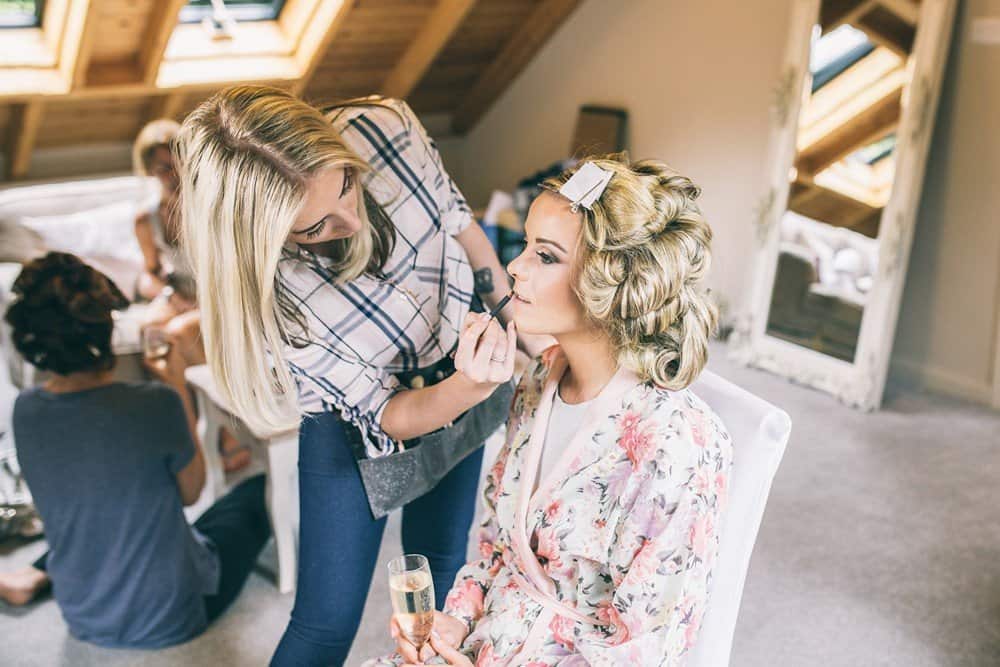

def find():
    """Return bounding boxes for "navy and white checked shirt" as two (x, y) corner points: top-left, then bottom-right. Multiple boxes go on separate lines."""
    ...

(276, 99), (476, 458)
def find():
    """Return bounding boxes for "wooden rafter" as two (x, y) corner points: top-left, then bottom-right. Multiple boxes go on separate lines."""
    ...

(878, 0), (919, 26)
(5, 100), (45, 181)
(797, 88), (900, 176)
(148, 92), (187, 123)
(821, 0), (877, 33)
(381, 0), (476, 100)
(139, 0), (188, 86)
(452, 0), (581, 134)
(789, 177), (882, 237)
(291, 0), (354, 96)
(58, 0), (97, 88)
(857, 4), (916, 56)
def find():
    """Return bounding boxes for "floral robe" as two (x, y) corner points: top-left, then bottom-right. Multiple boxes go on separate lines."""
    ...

(374, 351), (732, 666)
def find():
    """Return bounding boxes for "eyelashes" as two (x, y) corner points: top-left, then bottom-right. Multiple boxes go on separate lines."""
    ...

(303, 171), (355, 240)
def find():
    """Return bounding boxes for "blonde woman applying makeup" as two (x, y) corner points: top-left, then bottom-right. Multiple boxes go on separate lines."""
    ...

(174, 85), (539, 666)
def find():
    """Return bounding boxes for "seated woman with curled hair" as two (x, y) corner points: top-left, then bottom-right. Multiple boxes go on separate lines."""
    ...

(374, 155), (733, 666)
(0, 252), (270, 649)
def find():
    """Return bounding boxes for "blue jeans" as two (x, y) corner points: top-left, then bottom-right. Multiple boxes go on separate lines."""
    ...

(270, 412), (484, 666)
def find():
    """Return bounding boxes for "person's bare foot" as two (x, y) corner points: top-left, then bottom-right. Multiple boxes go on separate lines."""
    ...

(0, 566), (50, 606)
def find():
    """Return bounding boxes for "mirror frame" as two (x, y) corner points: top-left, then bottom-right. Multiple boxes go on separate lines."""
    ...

(730, 0), (958, 410)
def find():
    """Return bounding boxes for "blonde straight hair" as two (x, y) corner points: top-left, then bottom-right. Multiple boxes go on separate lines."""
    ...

(174, 85), (393, 433)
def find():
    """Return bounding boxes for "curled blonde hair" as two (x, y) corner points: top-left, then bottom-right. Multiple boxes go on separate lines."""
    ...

(132, 118), (180, 176)
(174, 85), (393, 433)
(543, 155), (718, 390)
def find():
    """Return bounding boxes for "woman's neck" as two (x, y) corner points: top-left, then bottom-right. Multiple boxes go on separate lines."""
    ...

(44, 369), (115, 394)
(554, 329), (618, 404)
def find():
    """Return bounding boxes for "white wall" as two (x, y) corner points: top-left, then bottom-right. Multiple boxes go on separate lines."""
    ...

(448, 0), (1000, 406)
(453, 0), (792, 318)
(891, 0), (1000, 405)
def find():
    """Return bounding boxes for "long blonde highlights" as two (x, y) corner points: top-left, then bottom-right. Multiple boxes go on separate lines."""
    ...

(174, 85), (389, 433)
(544, 155), (718, 390)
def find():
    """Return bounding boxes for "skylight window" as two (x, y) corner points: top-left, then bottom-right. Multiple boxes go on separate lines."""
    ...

(0, 0), (43, 28)
(180, 0), (286, 24)
(811, 24), (875, 91)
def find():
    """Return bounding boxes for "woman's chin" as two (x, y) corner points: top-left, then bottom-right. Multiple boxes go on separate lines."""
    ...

(509, 314), (546, 337)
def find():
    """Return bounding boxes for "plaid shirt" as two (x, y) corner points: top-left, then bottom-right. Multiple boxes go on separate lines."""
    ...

(277, 99), (475, 457)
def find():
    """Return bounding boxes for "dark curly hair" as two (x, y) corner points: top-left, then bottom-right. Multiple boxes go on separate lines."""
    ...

(4, 252), (129, 375)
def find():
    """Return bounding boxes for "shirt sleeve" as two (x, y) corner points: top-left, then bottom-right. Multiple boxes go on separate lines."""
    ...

(155, 384), (197, 475)
(285, 333), (402, 458)
(395, 99), (475, 237)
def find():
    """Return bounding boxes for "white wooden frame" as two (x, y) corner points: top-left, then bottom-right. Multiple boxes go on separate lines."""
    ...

(729, 0), (958, 411)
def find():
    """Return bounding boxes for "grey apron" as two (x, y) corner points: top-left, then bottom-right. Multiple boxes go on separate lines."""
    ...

(345, 370), (514, 520)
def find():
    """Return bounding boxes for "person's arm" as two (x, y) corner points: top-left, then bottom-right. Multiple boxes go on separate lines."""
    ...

(380, 313), (515, 441)
(144, 345), (205, 506)
(134, 213), (167, 301)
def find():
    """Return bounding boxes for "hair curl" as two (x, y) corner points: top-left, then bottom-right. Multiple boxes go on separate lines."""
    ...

(4, 252), (129, 375)
(543, 154), (718, 390)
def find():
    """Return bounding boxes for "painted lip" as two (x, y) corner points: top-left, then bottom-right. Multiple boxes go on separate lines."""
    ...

(512, 289), (532, 305)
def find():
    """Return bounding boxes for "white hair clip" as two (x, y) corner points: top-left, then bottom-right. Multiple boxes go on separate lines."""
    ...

(559, 162), (613, 213)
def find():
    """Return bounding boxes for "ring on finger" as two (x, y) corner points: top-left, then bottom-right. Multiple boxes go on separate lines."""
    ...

(490, 354), (507, 363)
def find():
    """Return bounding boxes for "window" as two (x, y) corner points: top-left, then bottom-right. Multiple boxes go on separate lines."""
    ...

(849, 133), (897, 166)
(0, 0), (43, 28)
(180, 0), (286, 24)
(810, 24), (875, 92)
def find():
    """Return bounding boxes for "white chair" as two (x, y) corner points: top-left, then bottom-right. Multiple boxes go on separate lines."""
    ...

(687, 369), (792, 667)
(184, 365), (300, 594)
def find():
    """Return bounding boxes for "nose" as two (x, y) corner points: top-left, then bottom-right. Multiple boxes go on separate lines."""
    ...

(507, 246), (527, 282)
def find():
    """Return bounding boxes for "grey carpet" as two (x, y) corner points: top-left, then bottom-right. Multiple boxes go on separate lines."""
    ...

(3, 343), (999, 666)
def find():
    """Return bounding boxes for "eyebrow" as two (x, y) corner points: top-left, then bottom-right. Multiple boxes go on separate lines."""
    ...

(535, 236), (567, 253)
(291, 171), (350, 234)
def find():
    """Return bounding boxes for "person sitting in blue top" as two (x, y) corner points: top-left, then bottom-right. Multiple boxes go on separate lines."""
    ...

(0, 252), (270, 649)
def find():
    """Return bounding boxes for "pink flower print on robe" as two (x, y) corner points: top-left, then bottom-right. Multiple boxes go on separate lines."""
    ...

(689, 512), (716, 562)
(549, 613), (577, 652)
(617, 411), (657, 470)
(593, 599), (631, 645)
(446, 578), (485, 618)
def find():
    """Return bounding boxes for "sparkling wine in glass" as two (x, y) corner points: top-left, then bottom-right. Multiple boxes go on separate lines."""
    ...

(388, 554), (435, 651)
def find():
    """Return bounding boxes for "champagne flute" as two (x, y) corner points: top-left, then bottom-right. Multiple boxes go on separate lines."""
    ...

(142, 326), (171, 360)
(388, 554), (435, 652)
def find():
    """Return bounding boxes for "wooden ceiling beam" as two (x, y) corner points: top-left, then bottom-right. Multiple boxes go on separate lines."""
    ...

(138, 0), (188, 86)
(877, 0), (919, 26)
(5, 100), (45, 181)
(821, 0), (877, 33)
(291, 0), (355, 97)
(59, 0), (99, 89)
(147, 92), (187, 123)
(381, 0), (476, 100)
(452, 0), (580, 135)
(797, 88), (900, 176)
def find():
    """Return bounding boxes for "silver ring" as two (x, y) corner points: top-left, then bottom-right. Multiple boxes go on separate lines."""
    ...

(490, 355), (507, 363)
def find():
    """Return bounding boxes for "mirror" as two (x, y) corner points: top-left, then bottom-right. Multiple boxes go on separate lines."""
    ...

(731, 0), (957, 409)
